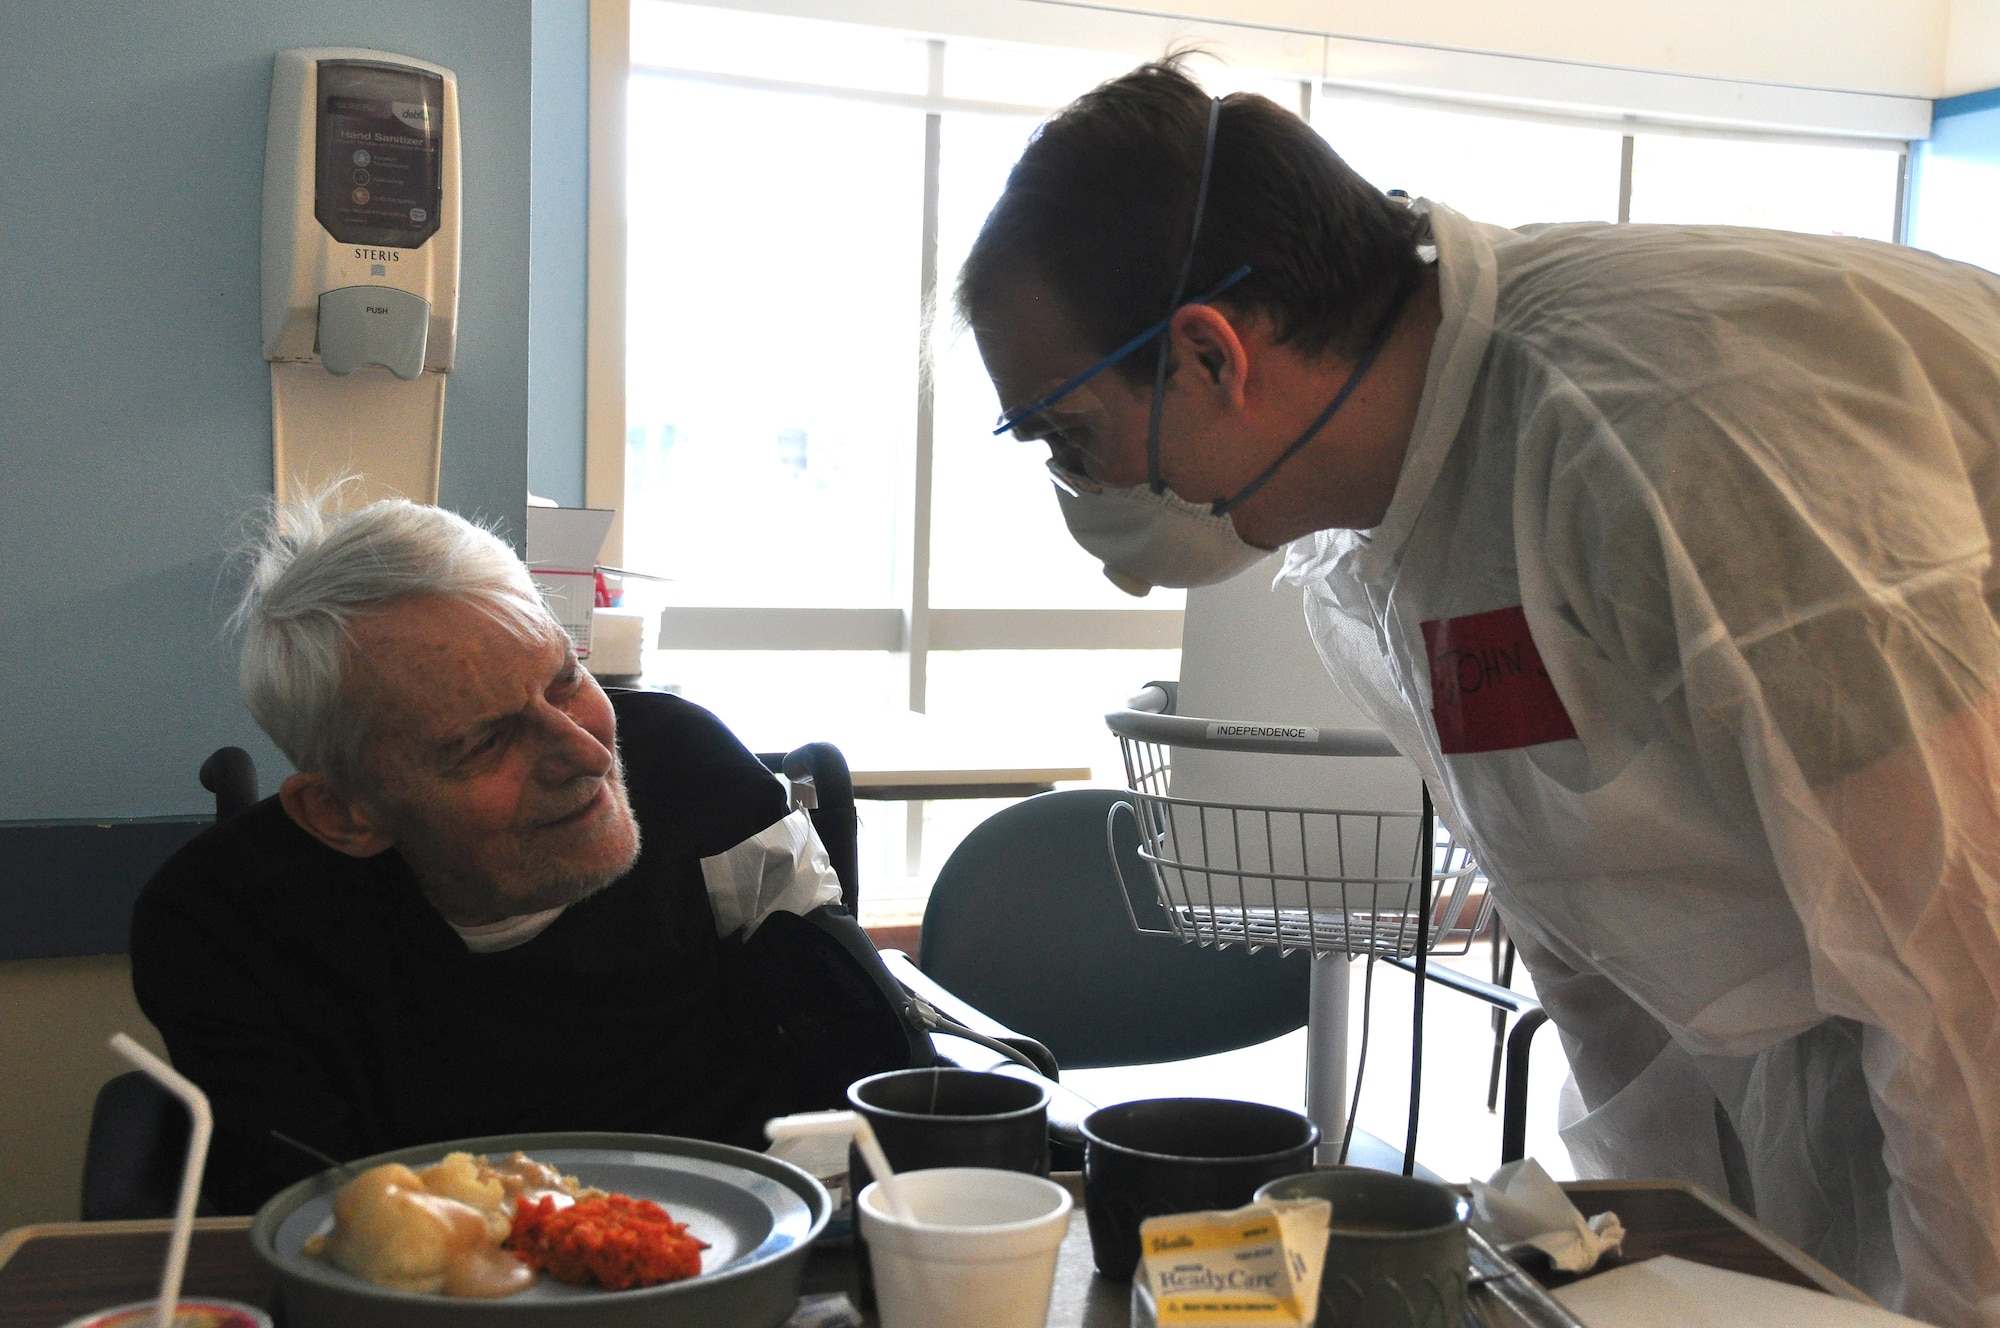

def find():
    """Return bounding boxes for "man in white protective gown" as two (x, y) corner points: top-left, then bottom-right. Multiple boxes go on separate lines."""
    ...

(959, 59), (2000, 1326)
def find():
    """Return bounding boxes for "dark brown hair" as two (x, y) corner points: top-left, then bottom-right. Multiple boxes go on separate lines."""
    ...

(956, 57), (1426, 375)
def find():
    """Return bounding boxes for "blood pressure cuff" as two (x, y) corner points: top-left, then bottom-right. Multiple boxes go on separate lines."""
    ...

(730, 903), (934, 1111)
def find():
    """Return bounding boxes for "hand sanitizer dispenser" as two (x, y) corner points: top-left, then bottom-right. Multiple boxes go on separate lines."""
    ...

(262, 48), (460, 505)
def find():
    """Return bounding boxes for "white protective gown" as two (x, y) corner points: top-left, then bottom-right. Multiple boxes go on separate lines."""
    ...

(1281, 203), (2000, 1325)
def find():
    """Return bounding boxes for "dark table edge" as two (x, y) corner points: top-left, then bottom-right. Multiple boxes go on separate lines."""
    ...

(0, 1217), (253, 1272)
(853, 782), (1056, 801)
(1558, 1179), (1874, 1305)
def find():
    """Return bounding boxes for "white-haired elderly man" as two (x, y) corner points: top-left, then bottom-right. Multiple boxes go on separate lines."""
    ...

(131, 498), (922, 1214)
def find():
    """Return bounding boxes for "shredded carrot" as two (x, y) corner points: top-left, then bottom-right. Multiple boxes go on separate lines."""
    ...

(505, 1193), (708, 1291)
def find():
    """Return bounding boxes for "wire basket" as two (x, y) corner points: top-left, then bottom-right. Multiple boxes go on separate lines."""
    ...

(1107, 703), (1489, 960)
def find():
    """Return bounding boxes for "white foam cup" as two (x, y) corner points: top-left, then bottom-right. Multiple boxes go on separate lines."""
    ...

(857, 1167), (1074, 1328)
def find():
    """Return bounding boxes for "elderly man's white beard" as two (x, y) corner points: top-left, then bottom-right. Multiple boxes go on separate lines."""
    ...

(398, 754), (644, 926)
(514, 796), (643, 911)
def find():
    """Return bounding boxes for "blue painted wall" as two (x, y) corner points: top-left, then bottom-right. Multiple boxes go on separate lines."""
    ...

(0, 0), (536, 821)
(1908, 88), (2000, 274)
(530, 0), (591, 507)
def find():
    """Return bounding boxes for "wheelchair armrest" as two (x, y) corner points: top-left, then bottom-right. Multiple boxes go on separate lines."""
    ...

(1384, 954), (1549, 1164)
(880, 950), (1028, 1042)
(878, 950), (1095, 1158)
(879, 949), (1060, 1079)
(1384, 955), (1540, 1015)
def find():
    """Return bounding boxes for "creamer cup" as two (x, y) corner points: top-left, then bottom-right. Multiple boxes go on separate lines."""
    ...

(1131, 1198), (1330, 1326)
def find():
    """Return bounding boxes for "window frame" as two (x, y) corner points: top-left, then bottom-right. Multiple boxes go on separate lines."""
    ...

(586, 0), (1925, 711)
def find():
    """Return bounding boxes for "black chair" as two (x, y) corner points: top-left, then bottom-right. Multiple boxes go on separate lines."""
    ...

(80, 749), (262, 1219)
(86, 756), (1347, 1213)
(886, 789), (1428, 1175)
(755, 743), (860, 914)
(753, 742), (1066, 1084)
(915, 789), (1312, 1071)
(1384, 951), (1549, 1165)
(85, 739), (1062, 1217)
(81, 1070), (197, 1220)
(199, 746), (260, 822)
(902, 784), (1553, 1171)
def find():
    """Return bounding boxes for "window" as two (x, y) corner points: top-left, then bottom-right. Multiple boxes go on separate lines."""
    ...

(1312, 95), (1626, 227)
(1625, 133), (1902, 238)
(620, 6), (1208, 922)
(624, 76), (921, 610)
(1314, 94), (1905, 237)
(1908, 97), (2000, 274)
(601, 0), (1911, 924)
(928, 109), (1181, 614)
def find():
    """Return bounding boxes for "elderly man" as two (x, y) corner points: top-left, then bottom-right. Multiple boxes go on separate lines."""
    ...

(963, 59), (2000, 1324)
(132, 496), (918, 1213)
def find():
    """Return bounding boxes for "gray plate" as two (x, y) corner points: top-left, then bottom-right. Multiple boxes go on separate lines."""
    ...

(251, 1132), (831, 1328)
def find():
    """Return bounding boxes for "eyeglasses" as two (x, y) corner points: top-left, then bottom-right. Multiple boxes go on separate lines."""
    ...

(990, 263), (1253, 443)
(1007, 389), (1110, 480)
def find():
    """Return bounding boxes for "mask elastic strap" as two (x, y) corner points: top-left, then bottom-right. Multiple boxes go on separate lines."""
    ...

(1147, 97), (1224, 493)
(1210, 273), (1419, 519)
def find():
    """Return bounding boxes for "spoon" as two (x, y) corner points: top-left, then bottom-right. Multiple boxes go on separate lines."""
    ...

(765, 1109), (916, 1223)
(268, 1130), (358, 1181)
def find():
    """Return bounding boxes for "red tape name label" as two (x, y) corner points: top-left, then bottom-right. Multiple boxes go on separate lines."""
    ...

(1420, 605), (1578, 755)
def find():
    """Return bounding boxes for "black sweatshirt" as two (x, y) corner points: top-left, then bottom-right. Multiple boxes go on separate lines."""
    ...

(132, 691), (909, 1214)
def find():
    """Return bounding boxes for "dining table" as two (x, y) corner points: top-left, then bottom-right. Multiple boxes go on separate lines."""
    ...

(0, 1175), (1874, 1328)
(724, 701), (1097, 804)
(845, 762), (1093, 803)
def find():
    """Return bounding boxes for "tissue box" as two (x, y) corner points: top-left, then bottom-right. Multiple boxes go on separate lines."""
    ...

(586, 607), (646, 679)
(526, 506), (615, 658)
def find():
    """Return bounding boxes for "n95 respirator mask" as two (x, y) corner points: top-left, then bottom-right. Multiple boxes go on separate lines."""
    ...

(1048, 462), (1270, 596)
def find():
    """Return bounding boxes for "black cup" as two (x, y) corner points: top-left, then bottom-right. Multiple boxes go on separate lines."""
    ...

(1256, 1168), (1470, 1328)
(845, 1067), (1054, 1310)
(1081, 1097), (1321, 1281)
(846, 1067), (1052, 1192)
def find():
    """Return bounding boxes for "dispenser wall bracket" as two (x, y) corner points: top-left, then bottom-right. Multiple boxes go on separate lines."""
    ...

(261, 47), (461, 504)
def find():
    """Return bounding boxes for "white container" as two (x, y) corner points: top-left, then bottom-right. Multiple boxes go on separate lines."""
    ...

(857, 1168), (1073, 1328)
(60, 1299), (272, 1328)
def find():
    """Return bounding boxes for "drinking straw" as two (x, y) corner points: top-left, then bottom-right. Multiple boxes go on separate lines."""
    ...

(765, 1110), (916, 1223)
(108, 1034), (211, 1328)
(267, 1130), (356, 1179)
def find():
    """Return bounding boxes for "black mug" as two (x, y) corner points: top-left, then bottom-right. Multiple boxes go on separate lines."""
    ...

(1081, 1097), (1320, 1281)
(1256, 1168), (1470, 1328)
(846, 1066), (1052, 1193)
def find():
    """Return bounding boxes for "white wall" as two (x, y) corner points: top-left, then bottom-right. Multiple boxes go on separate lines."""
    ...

(0, 0), (534, 1230)
(1948, 0), (2000, 93)
(0, 0), (532, 822)
(0, 959), (166, 1230)
(1089, 0), (1952, 98)
(691, 0), (1960, 97)
(688, 0), (1984, 108)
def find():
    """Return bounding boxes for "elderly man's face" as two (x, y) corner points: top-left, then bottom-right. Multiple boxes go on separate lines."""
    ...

(339, 595), (641, 925)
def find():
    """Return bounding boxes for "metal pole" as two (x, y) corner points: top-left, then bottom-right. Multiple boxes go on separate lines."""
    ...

(1306, 952), (1351, 1163)
(1403, 782), (1434, 1176)
(903, 42), (943, 714)
(1502, 1009), (1550, 1163)
(1617, 135), (1635, 224)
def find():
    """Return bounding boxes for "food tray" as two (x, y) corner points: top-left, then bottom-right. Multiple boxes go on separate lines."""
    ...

(1463, 1226), (1587, 1328)
(250, 1132), (830, 1328)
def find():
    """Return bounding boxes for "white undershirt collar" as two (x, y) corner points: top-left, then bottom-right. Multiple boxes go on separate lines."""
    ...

(448, 904), (569, 954)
